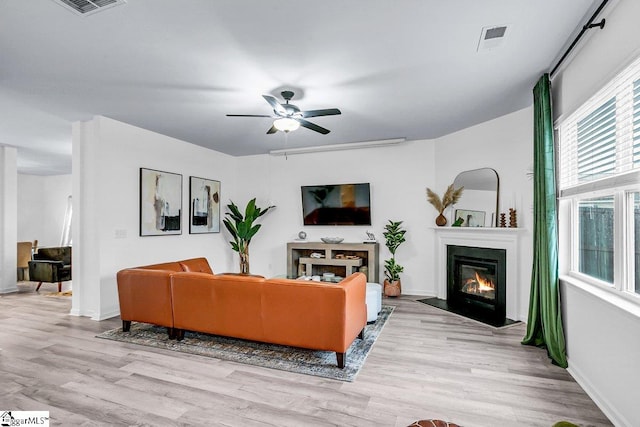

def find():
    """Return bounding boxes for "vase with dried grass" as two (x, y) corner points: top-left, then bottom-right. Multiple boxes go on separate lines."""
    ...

(426, 184), (464, 226)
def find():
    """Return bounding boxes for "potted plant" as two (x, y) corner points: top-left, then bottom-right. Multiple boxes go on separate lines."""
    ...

(223, 198), (275, 274)
(426, 184), (464, 226)
(383, 220), (406, 297)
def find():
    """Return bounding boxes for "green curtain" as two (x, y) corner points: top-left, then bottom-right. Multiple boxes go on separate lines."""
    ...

(522, 74), (568, 368)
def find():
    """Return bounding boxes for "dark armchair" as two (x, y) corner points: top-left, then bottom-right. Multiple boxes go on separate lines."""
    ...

(28, 246), (72, 292)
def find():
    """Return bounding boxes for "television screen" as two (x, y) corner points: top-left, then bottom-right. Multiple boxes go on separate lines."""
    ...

(301, 183), (371, 225)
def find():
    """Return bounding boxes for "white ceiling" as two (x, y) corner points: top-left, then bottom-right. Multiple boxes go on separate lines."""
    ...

(0, 0), (599, 175)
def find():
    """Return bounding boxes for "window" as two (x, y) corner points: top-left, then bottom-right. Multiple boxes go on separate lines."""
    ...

(578, 196), (614, 283)
(558, 56), (640, 300)
(632, 192), (639, 294)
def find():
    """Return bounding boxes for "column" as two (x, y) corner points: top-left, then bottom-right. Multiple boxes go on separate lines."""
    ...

(0, 146), (18, 293)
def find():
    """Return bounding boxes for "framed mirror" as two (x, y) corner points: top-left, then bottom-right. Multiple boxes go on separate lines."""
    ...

(452, 168), (499, 227)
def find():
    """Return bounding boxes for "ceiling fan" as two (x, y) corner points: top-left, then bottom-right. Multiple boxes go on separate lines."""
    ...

(226, 90), (341, 134)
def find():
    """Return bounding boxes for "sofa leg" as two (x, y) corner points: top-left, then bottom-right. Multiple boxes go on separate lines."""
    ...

(168, 328), (176, 339)
(336, 352), (346, 369)
(358, 328), (365, 340)
(176, 329), (185, 341)
(122, 320), (131, 332)
(58, 282), (62, 292)
(35, 282), (43, 292)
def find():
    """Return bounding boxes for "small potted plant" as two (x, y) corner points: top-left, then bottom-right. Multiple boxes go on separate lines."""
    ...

(223, 198), (275, 274)
(383, 220), (406, 297)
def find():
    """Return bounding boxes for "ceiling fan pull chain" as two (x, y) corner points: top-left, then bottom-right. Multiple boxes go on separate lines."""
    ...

(284, 132), (289, 160)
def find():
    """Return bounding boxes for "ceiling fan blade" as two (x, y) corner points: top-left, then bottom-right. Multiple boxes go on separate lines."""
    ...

(301, 108), (341, 118)
(297, 118), (330, 135)
(226, 114), (272, 117)
(262, 95), (287, 116)
(266, 125), (278, 134)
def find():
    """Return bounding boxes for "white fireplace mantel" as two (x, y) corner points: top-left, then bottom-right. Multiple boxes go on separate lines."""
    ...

(433, 227), (523, 321)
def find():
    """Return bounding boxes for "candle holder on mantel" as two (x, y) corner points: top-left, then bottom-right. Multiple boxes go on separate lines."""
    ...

(499, 213), (507, 228)
(509, 208), (518, 228)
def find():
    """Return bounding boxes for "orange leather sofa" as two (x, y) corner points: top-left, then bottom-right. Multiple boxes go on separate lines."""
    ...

(116, 258), (367, 368)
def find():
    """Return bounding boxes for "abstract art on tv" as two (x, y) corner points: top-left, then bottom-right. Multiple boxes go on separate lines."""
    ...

(189, 176), (220, 234)
(140, 168), (182, 236)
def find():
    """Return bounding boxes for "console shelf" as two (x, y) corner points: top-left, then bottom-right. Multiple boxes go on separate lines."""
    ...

(287, 241), (379, 282)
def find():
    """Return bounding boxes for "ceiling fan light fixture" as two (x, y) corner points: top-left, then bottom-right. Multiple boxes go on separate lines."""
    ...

(229, 91), (339, 134)
(273, 118), (300, 132)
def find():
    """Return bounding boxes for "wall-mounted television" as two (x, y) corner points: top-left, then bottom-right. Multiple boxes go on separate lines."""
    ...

(301, 183), (371, 225)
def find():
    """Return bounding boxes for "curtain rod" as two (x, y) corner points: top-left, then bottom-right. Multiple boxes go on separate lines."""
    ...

(550, 0), (609, 77)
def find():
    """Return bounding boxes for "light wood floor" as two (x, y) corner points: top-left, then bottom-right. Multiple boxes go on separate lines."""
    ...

(1, 282), (611, 427)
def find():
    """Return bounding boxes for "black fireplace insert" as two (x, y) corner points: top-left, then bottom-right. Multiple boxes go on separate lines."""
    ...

(447, 245), (506, 323)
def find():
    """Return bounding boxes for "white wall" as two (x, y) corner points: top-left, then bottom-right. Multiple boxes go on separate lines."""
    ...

(17, 174), (72, 247)
(72, 116), (238, 320)
(554, 1), (640, 425)
(561, 282), (640, 427)
(234, 139), (437, 294)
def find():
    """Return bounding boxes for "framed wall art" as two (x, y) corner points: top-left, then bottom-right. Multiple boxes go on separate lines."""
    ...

(454, 209), (486, 227)
(189, 176), (221, 234)
(140, 168), (183, 236)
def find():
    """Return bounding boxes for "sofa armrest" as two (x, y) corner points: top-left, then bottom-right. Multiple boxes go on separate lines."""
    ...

(116, 268), (174, 328)
(339, 272), (368, 344)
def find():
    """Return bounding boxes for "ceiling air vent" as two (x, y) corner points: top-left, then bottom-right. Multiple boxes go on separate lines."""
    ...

(477, 25), (509, 52)
(51, 0), (126, 16)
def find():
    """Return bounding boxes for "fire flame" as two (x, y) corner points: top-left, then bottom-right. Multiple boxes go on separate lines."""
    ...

(463, 271), (495, 294)
(474, 271), (494, 291)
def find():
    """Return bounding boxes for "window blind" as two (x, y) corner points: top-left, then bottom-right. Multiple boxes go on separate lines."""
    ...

(633, 79), (640, 167)
(559, 56), (640, 193)
(576, 97), (616, 182)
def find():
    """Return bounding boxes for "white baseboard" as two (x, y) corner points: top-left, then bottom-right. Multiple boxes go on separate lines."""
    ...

(68, 307), (95, 318)
(68, 307), (118, 321)
(92, 306), (120, 321)
(567, 357), (630, 427)
(399, 289), (434, 297)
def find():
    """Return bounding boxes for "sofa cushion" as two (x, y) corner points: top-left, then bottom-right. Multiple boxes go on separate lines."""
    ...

(171, 273), (265, 340)
(34, 246), (71, 265)
(179, 257), (213, 274)
(140, 261), (183, 272)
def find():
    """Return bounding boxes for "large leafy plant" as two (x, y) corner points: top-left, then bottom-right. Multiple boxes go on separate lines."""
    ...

(223, 198), (274, 274)
(383, 220), (406, 282)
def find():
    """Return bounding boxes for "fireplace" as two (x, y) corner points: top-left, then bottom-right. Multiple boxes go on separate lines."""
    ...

(422, 227), (521, 327)
(447, 245), (506, 323)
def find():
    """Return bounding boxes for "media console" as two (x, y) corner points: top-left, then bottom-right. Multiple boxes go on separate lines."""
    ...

(286, 241), (380, 283)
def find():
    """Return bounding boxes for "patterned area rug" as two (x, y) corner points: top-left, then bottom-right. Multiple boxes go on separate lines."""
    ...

(97, 305), (394, 382)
